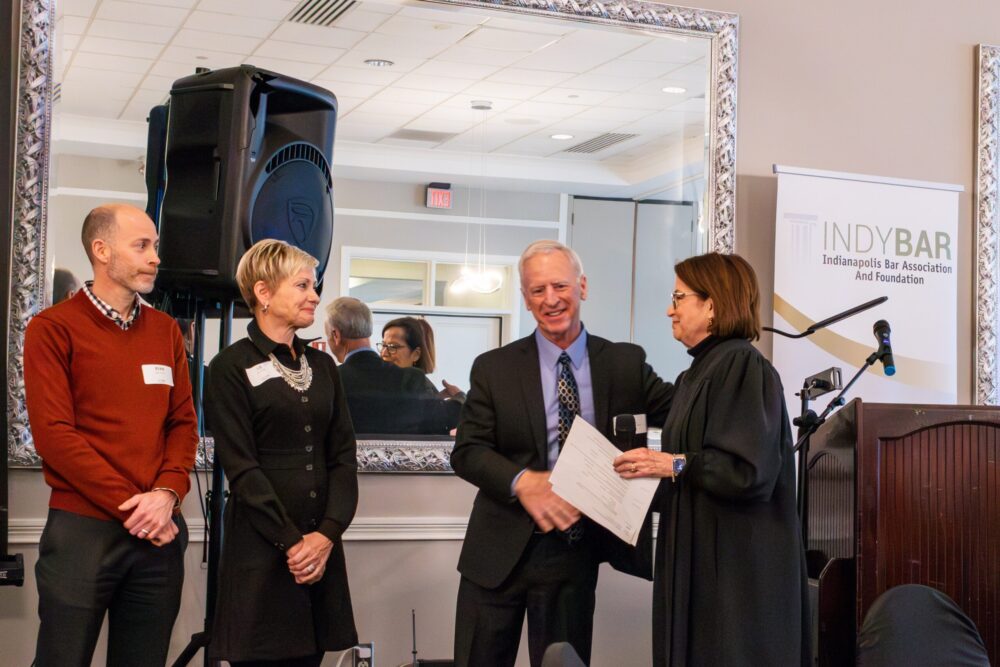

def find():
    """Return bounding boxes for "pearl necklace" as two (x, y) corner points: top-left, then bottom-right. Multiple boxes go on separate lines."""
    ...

(268, 352), (313, 392)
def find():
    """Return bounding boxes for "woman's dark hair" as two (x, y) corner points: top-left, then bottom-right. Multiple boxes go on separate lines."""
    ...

(382, 317), (432, 373)
(674, 252), (760, 341)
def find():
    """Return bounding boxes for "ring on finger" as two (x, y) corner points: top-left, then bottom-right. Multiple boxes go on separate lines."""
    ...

(139, 528), (150, 536)
(306, 563), (315, 573)
(630, 463), (637, 473)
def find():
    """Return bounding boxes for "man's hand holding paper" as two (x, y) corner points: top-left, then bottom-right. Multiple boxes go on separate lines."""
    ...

(549, 416), (658, 545)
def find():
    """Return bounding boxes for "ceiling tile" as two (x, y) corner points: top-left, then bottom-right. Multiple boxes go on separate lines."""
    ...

(521, 30), (650, 74)
(532, 87), (615, 106)
(621, 35), (710, 64)
(375, 16), (476, 44)
(269, 23), (366, 50)
(160, 45), (245, 70)
(130, 0), (197, 7)
(661, 62), (710, 84)
(333, 8), (391, 33)
(96, 1), (189, 26)
(63, 66), (146, 88)
(62, 16), (91, 34)
(129, 87), (171, 108)
(350, 32), (450, 60)
(184, 11), (278, 38)
(411, 60), (499, 80)
(335, 123), (392, 143)
(404, 114), (477, 135)
(352, 98), (432, 117)
(435, 45), (525, 68)
(487, 67), (573, 87)
(172, 29), (262, 54)
(121, 100), (158, 122)
(311, 79), (383, 99)
(628, 77), (706, 97)
(87, 19), (178, 43)
(333, 51), (425, 73)
(441, 94), (519, 114)
(393, 72), (475, 94)
(462, 81), (549, 102)
(150, 59), (201, 77)
(371, 86), (453, 105)
(78, 35), (164, 59)
(396, 4), (486, 25)
(589, 59), (673, 79)
(317, 65), (401, 87)
(59, 97), (126, 119)
(63, 34), (82, 51)
(72, 51), (153, 73)
(253, 40), (345, 65)
(480, 16), (572, 35)
(242, 56), (325, 80)
(458, 27), (559, 53)
(504, 100), (588, 119)
(61, 0), (99, 17)
(60, 79), (136, 102)
(608, 91), (678, 111)
(195, 0), (297, 20)
(140, 73), (179, 93)
(560, 73), (644, 93)
(573, 105), (651, 123)
(332, 96), (364, 115)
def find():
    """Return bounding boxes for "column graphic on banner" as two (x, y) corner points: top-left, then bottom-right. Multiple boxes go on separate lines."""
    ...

(772, 165), (960, 408)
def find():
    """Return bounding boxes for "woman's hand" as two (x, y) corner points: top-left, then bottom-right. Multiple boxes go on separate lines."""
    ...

(613, 447), (675, 479)
(287, 532), (333, 585)
(438, 379), (465, 399)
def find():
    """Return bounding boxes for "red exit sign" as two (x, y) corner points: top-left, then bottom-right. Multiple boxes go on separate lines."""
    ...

(426, 183), (452, 209)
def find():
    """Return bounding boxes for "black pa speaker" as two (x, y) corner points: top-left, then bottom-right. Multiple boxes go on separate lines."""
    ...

(154, 65), (337, 300)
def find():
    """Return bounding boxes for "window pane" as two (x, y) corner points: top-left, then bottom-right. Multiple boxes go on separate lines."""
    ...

(349, 258), (427, 305)
(435, 263), (510, 309)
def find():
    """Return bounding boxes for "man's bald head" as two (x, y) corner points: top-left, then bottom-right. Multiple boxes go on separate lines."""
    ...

(81, 204), (149, 265)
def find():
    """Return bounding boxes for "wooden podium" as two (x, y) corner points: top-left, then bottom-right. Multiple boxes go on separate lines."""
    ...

(807, 400), (1000, 665)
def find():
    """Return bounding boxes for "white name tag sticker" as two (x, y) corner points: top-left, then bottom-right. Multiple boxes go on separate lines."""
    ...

(246, 360), (280, 387)
(141, 364), (174, 386)
(634, 414), (648, 434)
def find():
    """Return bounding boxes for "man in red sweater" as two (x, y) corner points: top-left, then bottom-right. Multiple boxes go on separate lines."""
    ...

(24, 203), (198, 666)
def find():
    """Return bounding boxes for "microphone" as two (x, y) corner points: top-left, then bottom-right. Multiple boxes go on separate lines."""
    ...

(613, 414), (637, 450)
(872, 320), (896, 376)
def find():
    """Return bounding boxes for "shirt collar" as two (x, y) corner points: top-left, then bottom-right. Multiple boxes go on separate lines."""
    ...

(81, 281), (141, 330)
(247, 318), (312, 357)
(535, 325), (588, 370)
(344, 347), (377, 362)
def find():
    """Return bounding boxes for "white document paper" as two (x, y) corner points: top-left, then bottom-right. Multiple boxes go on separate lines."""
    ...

(550, 416), (659, 546)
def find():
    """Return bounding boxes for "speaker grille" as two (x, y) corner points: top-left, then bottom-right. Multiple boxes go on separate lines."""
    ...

(265, 142), (332, 189)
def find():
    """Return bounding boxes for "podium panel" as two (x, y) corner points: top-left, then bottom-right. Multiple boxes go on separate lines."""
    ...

(808, 400), (1000, 664)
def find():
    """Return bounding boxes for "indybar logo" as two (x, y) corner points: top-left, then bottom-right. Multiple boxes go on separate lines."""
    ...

(823, 221), (951, 260)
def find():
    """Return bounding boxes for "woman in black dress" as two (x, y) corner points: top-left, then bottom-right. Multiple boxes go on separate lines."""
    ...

(207, 239), (358, 666)
(614, 252), (810, 666)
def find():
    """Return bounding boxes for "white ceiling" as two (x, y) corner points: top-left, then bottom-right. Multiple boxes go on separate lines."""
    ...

(53, 0), (711, 196)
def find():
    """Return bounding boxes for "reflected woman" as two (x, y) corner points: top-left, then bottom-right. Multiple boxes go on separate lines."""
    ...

(381, 316), (464, 400)
(613, 252), (810, 666)
(207, 240), (358, 666)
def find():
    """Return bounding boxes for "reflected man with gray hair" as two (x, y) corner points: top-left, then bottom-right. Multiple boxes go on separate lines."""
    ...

(325, 297), (458, 435)
(451, 238), (674, 666)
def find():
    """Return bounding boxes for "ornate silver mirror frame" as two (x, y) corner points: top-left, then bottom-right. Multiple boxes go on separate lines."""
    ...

(8, 0), (739, 471)
(976, 44), (1000, 406)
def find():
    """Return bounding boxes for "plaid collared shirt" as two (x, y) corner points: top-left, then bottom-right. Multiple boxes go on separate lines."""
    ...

(81, 281), (141, 331)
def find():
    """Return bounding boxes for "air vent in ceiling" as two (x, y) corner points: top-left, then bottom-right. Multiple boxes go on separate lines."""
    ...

(385, 129), (460, 144)
(562, 133), (639, 154)
(289, 0), (356, 27)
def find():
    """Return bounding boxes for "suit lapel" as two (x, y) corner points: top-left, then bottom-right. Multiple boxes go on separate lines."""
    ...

(587, 334), (611, 436)
(517, 336), (548, 466)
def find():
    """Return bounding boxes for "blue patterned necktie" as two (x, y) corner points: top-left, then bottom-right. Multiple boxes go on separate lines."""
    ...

(556, 351), (584, 543)
(557, 351), (581, 449)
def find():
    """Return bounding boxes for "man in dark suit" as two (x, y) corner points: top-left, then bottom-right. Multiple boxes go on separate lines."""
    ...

(325, 297), (458, 435)
(452, 240), (673, 667)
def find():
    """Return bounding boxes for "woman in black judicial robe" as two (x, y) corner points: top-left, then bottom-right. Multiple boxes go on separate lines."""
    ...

(614, 252), (810, 666)
(206, 240), (358, 666)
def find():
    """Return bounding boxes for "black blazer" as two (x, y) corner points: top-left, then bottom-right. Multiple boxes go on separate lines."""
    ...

(451, 333), (673, 589)
(338, 350), (460, 435)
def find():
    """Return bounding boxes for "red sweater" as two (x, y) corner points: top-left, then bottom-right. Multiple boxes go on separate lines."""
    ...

(23, 291), (198, 522)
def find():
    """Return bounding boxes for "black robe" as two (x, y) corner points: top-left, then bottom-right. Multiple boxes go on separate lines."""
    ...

(653, 336), (810, 666)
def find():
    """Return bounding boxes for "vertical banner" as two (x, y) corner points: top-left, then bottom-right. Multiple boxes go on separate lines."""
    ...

(772, 165), (960, 413)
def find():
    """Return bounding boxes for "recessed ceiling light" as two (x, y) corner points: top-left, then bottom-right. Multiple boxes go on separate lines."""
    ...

(195, 55), (208, 61)
(550, 133), (574, 140)
(661, 86), (687, 94)
(364, 58), (394, 68)
(568, 94), (580, 99)
(471, 99), (493, 111)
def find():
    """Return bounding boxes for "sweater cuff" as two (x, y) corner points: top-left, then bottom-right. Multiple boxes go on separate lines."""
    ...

(274, 524), (305, 553)
(152, 471), (190, 503)
(317, 518), (346, 543)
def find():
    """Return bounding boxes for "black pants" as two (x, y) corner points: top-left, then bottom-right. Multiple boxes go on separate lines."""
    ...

(34, 509), (187, 667)
(454, 531), (599, 667)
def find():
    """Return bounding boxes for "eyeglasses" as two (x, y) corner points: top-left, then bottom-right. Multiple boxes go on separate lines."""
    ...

(377, 342), (407, 355)
(671, 290), (702, 309)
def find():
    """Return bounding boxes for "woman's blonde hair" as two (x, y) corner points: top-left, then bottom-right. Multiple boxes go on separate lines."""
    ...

(236, 239), (318, 312)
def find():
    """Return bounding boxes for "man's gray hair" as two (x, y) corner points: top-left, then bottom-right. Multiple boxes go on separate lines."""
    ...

(325, 297), (373, 339)
(518, 239), (585, 282)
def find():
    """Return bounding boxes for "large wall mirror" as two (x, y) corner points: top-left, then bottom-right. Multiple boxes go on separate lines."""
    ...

(9, 0), (738, 469)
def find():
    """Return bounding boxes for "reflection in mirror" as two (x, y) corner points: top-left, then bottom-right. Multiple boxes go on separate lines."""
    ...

(14, 0), (738, 466)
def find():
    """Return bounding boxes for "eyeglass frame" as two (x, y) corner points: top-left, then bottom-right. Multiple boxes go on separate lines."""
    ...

(671, 290), (704, 309)
(376, 341), (409, 355)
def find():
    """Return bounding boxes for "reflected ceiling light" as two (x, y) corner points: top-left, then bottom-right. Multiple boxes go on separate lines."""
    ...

(451, 100), (504, 296)
(661, 86), (686, 94)
(550, 133), (574, 140)
(364, 58), (394, 67)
